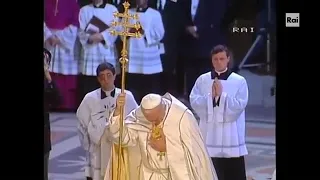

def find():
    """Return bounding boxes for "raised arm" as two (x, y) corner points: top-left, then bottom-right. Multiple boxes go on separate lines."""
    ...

(213, 78), (248, 123)
(143, 10), (165, 46)
(108, 110), (139, 147)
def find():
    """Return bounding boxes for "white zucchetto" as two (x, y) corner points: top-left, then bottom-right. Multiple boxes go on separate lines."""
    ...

(141, 94), (162, 110)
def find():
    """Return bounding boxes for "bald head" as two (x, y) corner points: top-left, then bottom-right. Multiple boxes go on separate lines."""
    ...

(140, 94), (165, 124)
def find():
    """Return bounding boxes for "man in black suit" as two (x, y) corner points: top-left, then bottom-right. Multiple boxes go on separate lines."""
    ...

(148, 0), (186, 96)
(44, 48), (62, 180)
(179, 0), (230, 95)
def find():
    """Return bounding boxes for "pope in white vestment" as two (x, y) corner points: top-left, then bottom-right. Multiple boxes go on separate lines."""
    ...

(105, 93), (218, 180)
(77, 62), (138, 180)
(190, 45), (249, 180)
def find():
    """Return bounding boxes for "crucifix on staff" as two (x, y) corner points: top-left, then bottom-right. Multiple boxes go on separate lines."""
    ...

(108, 2), (142, 180)
(107, 2), (167, 180)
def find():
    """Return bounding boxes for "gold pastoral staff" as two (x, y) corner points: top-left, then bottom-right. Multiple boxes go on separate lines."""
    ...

(108, 1), (142, 180)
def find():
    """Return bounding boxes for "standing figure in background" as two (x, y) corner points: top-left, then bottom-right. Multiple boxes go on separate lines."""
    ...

(124, 0), (165, 103)
(44, 0), (80, 111)
(149, 0), (186, 96)
(190, 45), (249, 180)
(77, 62), (138, 180)
(44, 48), (62, 180)
(108, 0), (125, 12)
(179, 0), (228, 95)
(78, 0), (119, 105)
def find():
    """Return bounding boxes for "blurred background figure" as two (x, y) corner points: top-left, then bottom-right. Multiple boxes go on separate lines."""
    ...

(43, 48), (62, 180)
(148, 0), (187, 96)
(177, 0), (229, 97)
(47, 0), (276, 178)
(77, 0), (119, 105)
(124, 0), (165, 103)
(44, 0), (80, 111)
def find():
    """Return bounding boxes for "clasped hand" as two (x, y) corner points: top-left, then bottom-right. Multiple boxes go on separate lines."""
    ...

(47, 35), (61, 46)
(88, 33), (104, 44)
(212, 77), (222, 98)
(148, 128), (166, 152)
(129, 27), (144, 35)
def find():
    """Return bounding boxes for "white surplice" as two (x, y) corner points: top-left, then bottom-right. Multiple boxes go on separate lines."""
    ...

(44, 22), (79, 75)
(105, 93), (218, 180)
(124, 8), (164, 74)
(190, 71), (249, 157)
(76, 87), (138, 180)
(78, 4), (119, 76)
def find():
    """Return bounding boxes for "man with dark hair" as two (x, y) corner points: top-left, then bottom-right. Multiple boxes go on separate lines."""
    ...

(190, 44), (249, 180)
(44, 48), (62, 180)
(76, 62), (138, 180)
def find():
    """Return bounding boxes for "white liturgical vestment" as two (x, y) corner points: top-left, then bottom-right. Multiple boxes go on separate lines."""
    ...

(78, 4), (119, 76)
(190, 71), (249, 158)
(104, 93), (218, 180)
(125, 8), (164, 74)
(76, 88), (138, 180)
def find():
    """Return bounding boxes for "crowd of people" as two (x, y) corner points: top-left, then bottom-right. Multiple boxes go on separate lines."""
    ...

(44, 0), (266, 110)
(44, 0), (276, 180)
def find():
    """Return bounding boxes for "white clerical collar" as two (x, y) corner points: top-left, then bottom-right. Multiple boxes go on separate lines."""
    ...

(215, 68), (228, 75)
(101, 87), (116, 98)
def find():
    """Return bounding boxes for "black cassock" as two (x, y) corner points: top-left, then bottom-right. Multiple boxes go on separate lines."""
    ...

(44, 79), (62, 179)
(178, 0), (229, 95)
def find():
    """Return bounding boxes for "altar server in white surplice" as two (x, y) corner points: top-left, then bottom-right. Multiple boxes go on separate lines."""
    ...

(104, 93), (218, 180)
(190, 45), (249, 180)
(78, 0), (120, 105)
(124, 0), (165, 102)
(76, 62), (138, 180)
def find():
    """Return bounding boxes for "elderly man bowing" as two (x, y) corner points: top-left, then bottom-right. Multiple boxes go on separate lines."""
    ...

(104, 93), (218, 180)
